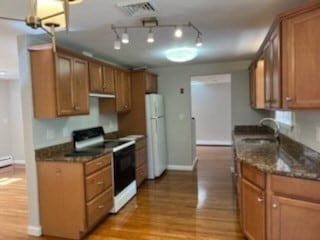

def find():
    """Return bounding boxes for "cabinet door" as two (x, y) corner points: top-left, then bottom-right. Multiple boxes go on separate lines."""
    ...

(73, 58), (89, 114)
(282, 8), (320, 108)
(146, 73), (157, 93)
(89, 62), (103, 93)
(249, 64), (256, 108)
(271, 195), (320, 240)
(241, 178), (265, 240)
(264, 43), (273, 109)
(270, 27), (281, 109)
(115, 69), (131, 113)
(103, 65), (115, 94)
(56, 53), (74, 116)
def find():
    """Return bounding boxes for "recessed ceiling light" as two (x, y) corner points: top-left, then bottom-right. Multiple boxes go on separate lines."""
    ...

(165, 48), (198, 62)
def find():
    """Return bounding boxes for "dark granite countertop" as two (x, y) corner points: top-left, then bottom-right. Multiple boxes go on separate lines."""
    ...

(35, 142), (112, 163)
(234, 126), (320, 181)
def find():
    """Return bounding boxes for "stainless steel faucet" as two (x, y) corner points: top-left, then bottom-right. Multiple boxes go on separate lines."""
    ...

(259, 118), (280, 138)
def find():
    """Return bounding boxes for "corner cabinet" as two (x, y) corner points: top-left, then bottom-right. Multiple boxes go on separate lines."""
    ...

(37, 154), (113, 239)
(249, 2), (320, 110)
(29, 46), (89, 118)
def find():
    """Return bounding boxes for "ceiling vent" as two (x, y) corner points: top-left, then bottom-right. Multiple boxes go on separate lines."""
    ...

(117, 0), (158, 17)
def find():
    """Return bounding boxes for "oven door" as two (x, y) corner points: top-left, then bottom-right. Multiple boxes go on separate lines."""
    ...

(113, 144), (135, 196)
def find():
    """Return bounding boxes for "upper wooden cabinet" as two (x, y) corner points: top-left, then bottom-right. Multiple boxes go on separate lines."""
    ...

(115, 69), (132, 113)
(117, 70), (158, 136)
(29, 46), (89, 118)
(145, 72), (158, 93)
(89, 62), (115, 95)
(250, 59), (265, 109)
(250, 2), (320, 110)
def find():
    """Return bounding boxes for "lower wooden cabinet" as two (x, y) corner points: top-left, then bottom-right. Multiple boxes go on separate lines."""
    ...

(241, 178), (265, 240)
(37, 153), (113, 239)
(135, 138), (148, 187)
(240, 162), (320, 240)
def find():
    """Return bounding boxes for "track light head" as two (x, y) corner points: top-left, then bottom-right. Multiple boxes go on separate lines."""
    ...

(174, 27), (183, 38)
(122, 28), (129, 44)
(196, 33), (203, 47)
(147, 28), (154, 43)
(114, 35), (121, 50)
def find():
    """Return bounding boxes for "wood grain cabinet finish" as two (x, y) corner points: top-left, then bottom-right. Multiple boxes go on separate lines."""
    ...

(115, 69), (132, 113)
(117, 70), (158, 136)
(241, 178), (266, 240)
(135, 138), (148, 187)
(249, 2), (320, 110)
(145, 72), (158, 93)
(29, 47), (89, 118)
(89, 62), (115, 95)
(37, 153), (113, 239)
(282, 7), (320, 108)
(239, 162), (320, 240)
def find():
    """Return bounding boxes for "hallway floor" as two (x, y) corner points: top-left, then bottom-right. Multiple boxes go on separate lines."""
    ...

(0, 147), (244, 239)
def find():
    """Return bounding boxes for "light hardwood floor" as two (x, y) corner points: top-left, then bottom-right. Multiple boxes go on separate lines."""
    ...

(0, 147), (244, 240)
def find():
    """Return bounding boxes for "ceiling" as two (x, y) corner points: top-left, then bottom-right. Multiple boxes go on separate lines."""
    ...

(0, 0), (310, 78)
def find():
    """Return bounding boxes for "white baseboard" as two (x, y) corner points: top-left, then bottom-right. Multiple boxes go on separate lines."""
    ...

(27, 225), (42, 236)
(167, 158), (198, 172)
(196, 140), (232, 146)
(14, 159), (26, 165)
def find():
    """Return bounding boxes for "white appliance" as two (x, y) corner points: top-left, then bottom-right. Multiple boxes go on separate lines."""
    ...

(145, 94), (168, 179)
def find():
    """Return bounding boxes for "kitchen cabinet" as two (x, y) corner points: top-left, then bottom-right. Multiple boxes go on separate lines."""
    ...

(135, 138), (148, 187)
(37, 154), (113, 239)
(89, 62), (115, 95)
(29, 46), (90, 118)
(240, 163), (266, 240)
(282, 6), (320, 108)
(115, 69), (132, 113)
(117, 70), (158, 136)
(270, 174), (320, 240)
(145, 72), (158, 93)
(249, 59), (265, 109)
(250, 2), (320, 110)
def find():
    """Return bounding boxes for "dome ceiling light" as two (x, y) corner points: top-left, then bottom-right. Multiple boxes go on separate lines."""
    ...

(111, 18), (203, 51)
(165, 48), (198, 63)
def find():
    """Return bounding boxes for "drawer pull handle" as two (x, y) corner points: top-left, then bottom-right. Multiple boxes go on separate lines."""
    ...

(286, 97), (292, 102)
(257, 197), (264, 203)
(97, 181), (104, 185)
(98, 205), (105, 209)
(96, 162), (103, 166)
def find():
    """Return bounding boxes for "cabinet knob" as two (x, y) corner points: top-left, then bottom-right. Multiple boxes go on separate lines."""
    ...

(272, 203), (278, 209)
(286, 97), (292, 102)
(74, 105), (80, 111)
(96, 162), (103, 166)
(98, 205), (105, 209)
(257, 197), (264, 203)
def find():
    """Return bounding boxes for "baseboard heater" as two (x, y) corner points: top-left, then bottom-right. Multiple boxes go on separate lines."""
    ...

(0, 156), (13, 168)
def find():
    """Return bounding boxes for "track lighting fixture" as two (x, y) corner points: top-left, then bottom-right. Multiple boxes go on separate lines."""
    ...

(111, 19), (203, 49)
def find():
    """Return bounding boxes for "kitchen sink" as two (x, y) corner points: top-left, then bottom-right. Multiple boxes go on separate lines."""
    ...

(241, 138), (276, 144)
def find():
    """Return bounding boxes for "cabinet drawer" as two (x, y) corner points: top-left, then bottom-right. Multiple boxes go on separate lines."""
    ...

(86, 166), (112, 201)
(86, 188), (113, 228)
(271, 175), (320, 202)
(85, 154), (111, 175)
(135, 147), (146, 167)
(135, 138), (146, 150)
(136, 163), (147, 187)
(241, 163), (265, 189)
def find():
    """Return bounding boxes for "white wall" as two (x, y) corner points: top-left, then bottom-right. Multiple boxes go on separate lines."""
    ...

(152, 61), (268, 167)
(0, 80), (11, 158)
(191, 77), (232, 145)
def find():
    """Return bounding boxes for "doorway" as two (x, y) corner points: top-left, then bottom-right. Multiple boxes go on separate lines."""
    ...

(190, 74), (232, 146)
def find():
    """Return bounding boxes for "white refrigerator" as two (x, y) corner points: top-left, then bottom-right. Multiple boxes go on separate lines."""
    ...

(145, 94), (168, 179)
